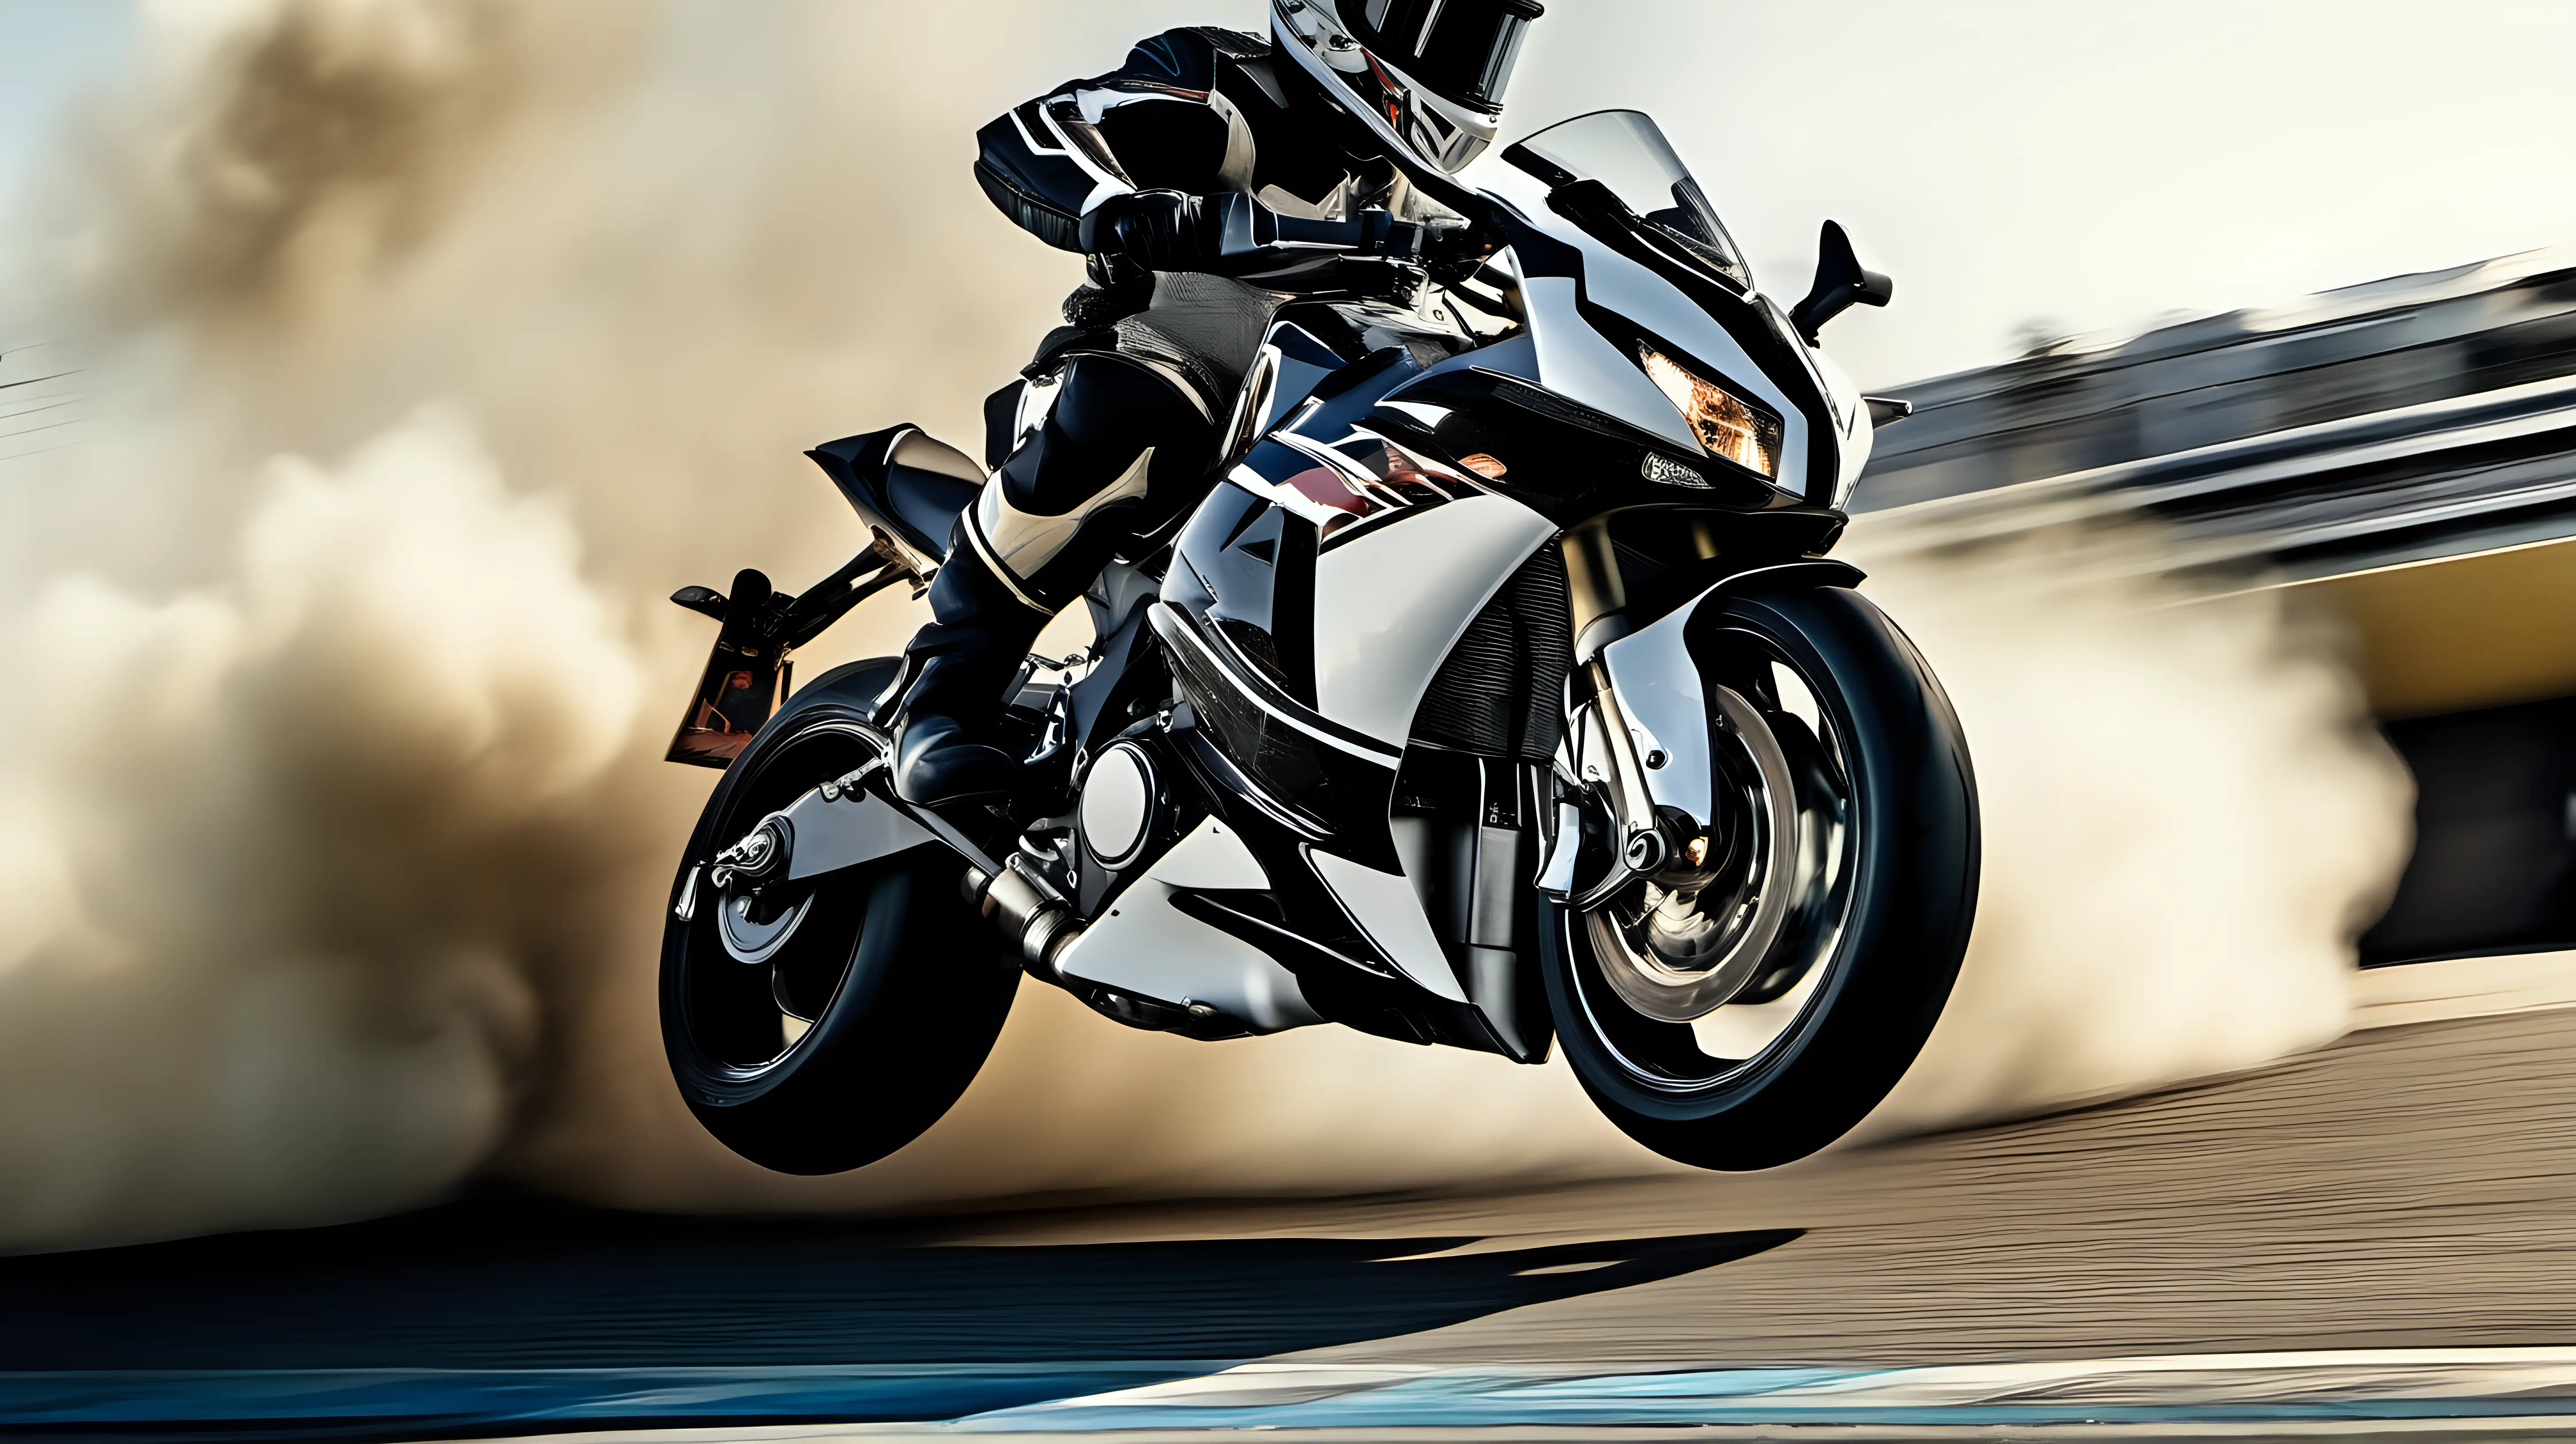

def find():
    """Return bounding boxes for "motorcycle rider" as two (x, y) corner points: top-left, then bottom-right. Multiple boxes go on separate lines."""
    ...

(890, 0), (1545, 805)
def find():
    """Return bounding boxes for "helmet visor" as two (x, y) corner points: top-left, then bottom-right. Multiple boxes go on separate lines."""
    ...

(1351, 0), (1541, 110)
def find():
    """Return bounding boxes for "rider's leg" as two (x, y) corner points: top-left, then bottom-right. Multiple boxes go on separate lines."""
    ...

(892, 353), (1216, 805)
(886, 544), (1050, 806)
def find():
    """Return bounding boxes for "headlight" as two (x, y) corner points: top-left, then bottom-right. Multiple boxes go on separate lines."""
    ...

(1636, 344), (1782, 480)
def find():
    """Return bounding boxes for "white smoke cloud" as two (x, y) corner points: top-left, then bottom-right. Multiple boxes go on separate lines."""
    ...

(1849, 522), (2415, 1137)
(0, 406), (639, 1251)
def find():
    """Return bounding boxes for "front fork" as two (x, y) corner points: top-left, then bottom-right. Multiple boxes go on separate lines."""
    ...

(1537, 518), (1718, 905)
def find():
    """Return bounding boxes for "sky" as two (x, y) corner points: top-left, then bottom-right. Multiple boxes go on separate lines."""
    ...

(0, 0), (128, 337)
(0, 2), (130, 204)
(1, 0), (2571, 387)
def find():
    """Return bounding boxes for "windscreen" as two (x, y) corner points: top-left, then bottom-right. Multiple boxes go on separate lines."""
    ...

(1502, 110), (1751, 290)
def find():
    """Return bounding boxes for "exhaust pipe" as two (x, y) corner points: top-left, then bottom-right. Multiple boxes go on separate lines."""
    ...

(961, 861), (1083, 981)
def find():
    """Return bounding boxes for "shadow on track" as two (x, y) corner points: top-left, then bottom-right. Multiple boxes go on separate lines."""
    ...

(0, 1195), (1794, 1439)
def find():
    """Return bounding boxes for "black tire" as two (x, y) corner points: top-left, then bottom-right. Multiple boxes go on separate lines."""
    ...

(659, 659), (1020, 1175)
(1544, 584), (1978, 1170)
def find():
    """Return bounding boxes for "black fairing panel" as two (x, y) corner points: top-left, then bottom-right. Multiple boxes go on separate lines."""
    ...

(1163, 325), (1423, 726)
(806, 427), (980, 564)
(1152, 602), (1399, 867)
(1364, 336), (1839, 542)
(1494, 200), (1846, 509)
(1064, 598), (1163, 758)
(1219, 347), (1429, 529)
(1168, 483), (1319, 705)
(1260, 322), (1352, 434)
(1158, 704), (1505, 1052)
(1159, 337), (1469, 866)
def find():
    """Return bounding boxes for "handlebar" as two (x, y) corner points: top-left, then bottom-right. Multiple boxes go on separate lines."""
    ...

(1206, 191), (1484, 276)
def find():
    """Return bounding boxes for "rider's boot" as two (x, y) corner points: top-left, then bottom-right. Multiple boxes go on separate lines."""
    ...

(892, 540), (1050, 806)
(893, 350), (1219, 806)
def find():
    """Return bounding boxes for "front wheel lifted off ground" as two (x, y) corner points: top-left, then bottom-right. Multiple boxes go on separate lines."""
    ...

(1546, 584), (1979, 1171)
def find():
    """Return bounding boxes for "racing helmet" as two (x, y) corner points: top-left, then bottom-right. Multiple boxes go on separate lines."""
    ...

(1270, 0), (1544, 175)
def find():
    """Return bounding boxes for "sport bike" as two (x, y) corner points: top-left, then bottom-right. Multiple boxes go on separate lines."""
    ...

(656, 110), (1978, 1173)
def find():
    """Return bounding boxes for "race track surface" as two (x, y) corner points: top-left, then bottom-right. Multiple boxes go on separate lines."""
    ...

(8, 992), (2576, 1438)
(953, 1005), (2576, 1366)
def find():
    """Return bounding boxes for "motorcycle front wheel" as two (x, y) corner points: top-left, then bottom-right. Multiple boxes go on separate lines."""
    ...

(1545, 584), (1979, 1170)
(659, 660), (1020, 1175)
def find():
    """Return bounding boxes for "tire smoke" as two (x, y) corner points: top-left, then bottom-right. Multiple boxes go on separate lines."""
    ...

(0, 0), (2414, 1252)
(0, 407), (640, 1251)
(1846, 522), (2415, 1139)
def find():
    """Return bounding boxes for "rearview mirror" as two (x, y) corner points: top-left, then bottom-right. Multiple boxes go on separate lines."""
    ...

(1789, 220), (1893, 345)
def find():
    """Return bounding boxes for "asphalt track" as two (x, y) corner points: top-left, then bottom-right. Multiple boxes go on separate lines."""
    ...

(11, 958), (2576, 1440)
(954, 966), (2576, 1367)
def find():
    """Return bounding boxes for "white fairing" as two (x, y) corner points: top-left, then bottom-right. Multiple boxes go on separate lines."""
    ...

(1310, 493), (1557, 747)
(888, 431), (983, 484)
(1484, 164), (1820, 501)
(1597, 602), (1713, 822)
(1518, 273), (1703, 456)
(1745, 288), (1873, 505)
(1052, 817), (1323, 1033)
(1309, 848), (1469, 1003)
(1812, 343), (1874, 505)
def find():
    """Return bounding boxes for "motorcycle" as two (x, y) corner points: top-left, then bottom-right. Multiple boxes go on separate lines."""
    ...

(656, 109), (1978, 1175)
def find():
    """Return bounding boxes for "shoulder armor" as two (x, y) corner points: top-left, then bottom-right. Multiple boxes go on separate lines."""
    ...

(1122, 29), (1221, 92)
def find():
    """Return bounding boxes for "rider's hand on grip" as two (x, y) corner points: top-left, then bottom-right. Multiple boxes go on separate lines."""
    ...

(1079, 190), (1212, 273)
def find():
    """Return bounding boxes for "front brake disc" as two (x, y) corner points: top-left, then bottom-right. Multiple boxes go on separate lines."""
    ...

(1587, 684), (1802, 1023)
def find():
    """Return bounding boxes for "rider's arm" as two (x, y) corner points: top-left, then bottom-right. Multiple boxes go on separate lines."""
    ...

(973, 29), (1484, 287)
(970, 30), (1238, 256)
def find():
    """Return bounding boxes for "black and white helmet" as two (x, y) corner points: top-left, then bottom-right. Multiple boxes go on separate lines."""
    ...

(1271, 0), (1544, 175)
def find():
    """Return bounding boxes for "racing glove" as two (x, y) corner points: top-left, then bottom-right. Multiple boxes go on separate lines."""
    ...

(1079, 189), (1214, 273)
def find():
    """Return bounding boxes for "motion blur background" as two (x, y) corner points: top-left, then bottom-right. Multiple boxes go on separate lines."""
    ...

(0, 0), (2568, 1255)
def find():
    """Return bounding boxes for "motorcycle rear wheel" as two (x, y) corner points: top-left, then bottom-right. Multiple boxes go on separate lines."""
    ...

(659, 660), (1020, 1175)
(1545, 584), (1979, 1170)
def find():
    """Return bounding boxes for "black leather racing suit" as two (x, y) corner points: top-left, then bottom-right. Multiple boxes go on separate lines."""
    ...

(892, 25), (1450, 804)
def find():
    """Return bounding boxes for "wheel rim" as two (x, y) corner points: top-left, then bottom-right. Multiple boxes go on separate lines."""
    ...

(677, 721), (886, 1082)
(1588, 684), (1802, 1023)
(1568, 630), (1859, 1093)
